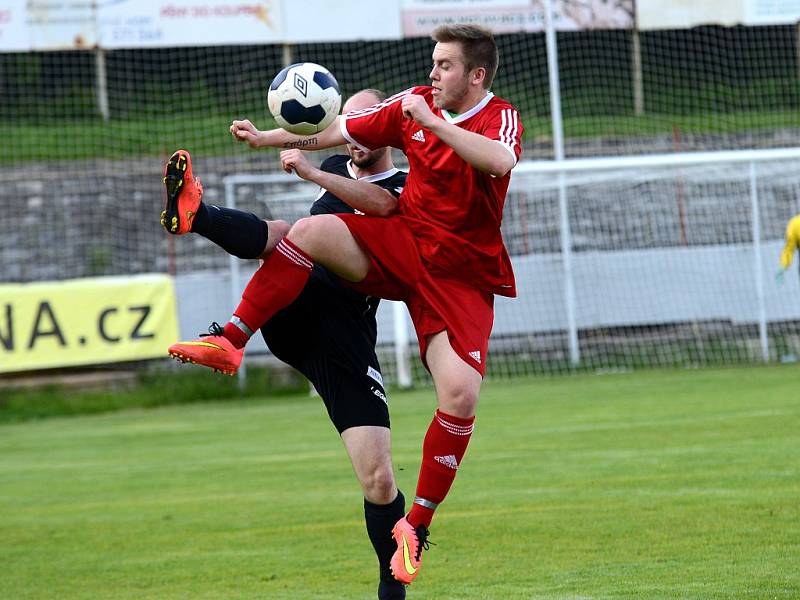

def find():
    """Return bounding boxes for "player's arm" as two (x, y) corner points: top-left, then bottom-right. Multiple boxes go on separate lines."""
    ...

(780, 239), (795, 271)
(401, 94), (515, 177)
(230, 117), (346, 150)
(280, 150), (398, 217)
(780, 217), (800, 270)
(776, 216), (800, 284)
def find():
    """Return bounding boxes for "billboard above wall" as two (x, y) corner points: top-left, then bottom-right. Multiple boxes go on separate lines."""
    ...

(744, 0), (800, 25)
(0, 0), (634, 52)
(0, 1), (34, 51)
(4, 0), (800, 52)
(0, 0), (402, 51)
(637, 0), (800, 30)
(401, 0), (634, 35)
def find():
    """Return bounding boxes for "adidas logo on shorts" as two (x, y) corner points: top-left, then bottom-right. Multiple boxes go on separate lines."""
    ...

(468, 350), (481, 364)
(367, 365), (383, 386)
(371, 386), (387, 404)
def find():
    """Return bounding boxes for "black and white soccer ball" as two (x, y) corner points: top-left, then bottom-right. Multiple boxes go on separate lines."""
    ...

(267, 62), (341, 135)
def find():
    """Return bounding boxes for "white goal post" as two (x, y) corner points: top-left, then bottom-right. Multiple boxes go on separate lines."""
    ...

(511, 147), (800, 367)
(223, 147), (800, 386)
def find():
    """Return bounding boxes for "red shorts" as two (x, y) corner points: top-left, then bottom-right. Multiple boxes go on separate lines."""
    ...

(336, 213), (494, 376)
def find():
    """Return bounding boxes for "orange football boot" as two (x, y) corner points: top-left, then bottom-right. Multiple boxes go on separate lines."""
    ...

(161, 149), (202, 234)
(390, 516), (431, 585)
(168, 323), (243, 376)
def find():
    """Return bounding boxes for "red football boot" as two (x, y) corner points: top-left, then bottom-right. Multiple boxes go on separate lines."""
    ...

(168, 323), (243, 376)
(390, 516), (431, 585)
(161, 149), (202, 235)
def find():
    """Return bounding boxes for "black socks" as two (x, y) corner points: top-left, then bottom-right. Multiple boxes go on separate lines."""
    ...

(190, 203), (268, 259)
(365, 490), (406, 598)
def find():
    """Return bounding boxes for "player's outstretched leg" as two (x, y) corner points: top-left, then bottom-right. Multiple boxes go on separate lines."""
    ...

(168, 322), (243, 376)
(161, 149), (202, 235)
(389, 516), (431, 585)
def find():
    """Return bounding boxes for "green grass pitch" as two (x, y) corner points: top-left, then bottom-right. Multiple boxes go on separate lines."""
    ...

(1, 365), (798, 599)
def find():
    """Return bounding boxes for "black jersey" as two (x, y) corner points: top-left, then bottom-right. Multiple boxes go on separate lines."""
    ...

(260, 155), (407, 384)
(310, 155), (406, 216)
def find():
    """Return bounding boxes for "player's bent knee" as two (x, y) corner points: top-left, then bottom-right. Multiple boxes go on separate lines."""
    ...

(286, 214), (369, 281)
(362, 464), (397, 504)
(439, 382), (479, 417)
(269, 219), (291, 238)
(287, 214), (339, 247)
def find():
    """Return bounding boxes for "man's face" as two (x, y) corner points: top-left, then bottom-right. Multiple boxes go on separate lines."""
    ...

(343, 92), (388, 169)
(348, 144), (387, 169)
(429, 41), (471, 111)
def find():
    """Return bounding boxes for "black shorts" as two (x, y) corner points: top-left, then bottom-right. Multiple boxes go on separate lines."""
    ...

(259, 266), (389, 434)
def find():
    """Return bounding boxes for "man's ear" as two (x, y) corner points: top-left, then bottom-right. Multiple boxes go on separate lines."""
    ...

(471, 66), (487, 87)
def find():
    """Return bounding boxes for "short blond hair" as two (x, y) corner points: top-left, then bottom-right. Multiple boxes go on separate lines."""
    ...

(432, 24), (498, 88)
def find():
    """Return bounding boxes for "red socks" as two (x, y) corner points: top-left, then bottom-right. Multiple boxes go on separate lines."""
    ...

(225, 238), (313, 348)
(222, 322), (249, 349)
(408, 409), (475, 528)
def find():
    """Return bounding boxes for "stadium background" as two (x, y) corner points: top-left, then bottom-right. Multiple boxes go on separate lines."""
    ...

(2, 3), (799, 599)
(2, 0), (800, 383)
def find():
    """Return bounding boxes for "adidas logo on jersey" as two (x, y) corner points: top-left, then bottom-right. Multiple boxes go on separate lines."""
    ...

(411, 129), (426, 143)
(468, 350), (481, 364)
(434, 454), (459, 470)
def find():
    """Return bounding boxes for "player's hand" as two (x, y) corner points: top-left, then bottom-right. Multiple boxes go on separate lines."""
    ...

(775, 268), (786, 286)
(401, 94), (436, 128)
(280, 149), (318, 180)
(230, 119), (262, 148)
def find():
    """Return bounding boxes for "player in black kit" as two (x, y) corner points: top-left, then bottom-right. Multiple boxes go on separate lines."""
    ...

(163, 90), (408, 600)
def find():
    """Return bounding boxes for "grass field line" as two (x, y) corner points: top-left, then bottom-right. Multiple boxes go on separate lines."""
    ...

(0, 447), (349, 475)
(519, 407), (797, 435)
(458, 482), (790, 505)
(477, 439), (788, 458)
(1, 489), (363, 517)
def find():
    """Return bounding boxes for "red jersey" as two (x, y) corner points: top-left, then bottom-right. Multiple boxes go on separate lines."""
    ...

(339, 86), (522, 297)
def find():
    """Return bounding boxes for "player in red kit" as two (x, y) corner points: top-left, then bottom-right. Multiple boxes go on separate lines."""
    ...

(169, 24), (522, 586)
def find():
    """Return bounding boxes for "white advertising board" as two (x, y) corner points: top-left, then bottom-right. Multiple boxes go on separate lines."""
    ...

(28, 0), (97, 50)
(0, 0), (402, 51)
(98, 0), (284, 49)
(0, 0), (29, 52)
(5, 0), (800, 51)
(638, 0), (800, 29)
(637, 0), (744, 29)
(282, 0), (402, 43)
(401, 0), (634, 36)
(744, 0), (800, 25)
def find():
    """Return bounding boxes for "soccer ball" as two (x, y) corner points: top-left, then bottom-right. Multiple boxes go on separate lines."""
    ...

(267, 62), (341, 135)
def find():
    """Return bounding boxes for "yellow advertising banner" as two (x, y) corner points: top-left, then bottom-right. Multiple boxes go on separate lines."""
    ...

(0, 274), (179, 374)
